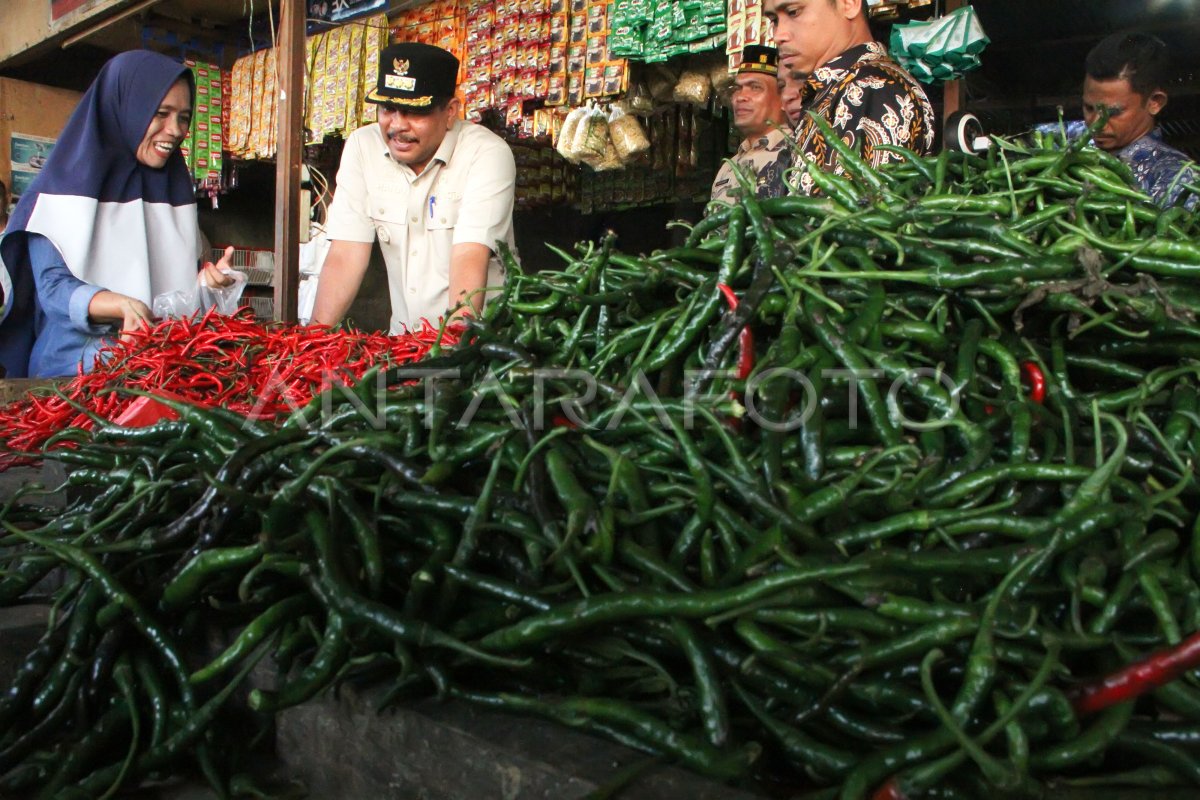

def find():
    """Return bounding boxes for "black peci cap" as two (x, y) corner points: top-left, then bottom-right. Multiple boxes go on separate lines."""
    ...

(739, 45), (779, 77)
(366, 42), (459, 107)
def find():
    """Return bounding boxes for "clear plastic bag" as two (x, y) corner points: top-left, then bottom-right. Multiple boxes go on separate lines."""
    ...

(592, 140), (623, 172)
(572, 105), (610, 164)
(673, 68), (712, 106)
(646, 63), (681, 103)
(556, 106), (589, 163)
(608, 106), (651, 162)
(297, 275), (319, 325)
(626, 72), (654, 114)
(152, 268), (248, 319)
(708, 57), (734, 100)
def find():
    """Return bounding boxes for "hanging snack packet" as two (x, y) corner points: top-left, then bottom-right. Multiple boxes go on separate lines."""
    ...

(608, 106), (651, 162)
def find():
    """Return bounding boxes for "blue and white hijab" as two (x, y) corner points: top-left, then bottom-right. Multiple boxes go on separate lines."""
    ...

(0, 50), (201, 328)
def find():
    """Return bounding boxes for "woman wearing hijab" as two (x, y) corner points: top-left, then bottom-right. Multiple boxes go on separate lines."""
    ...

(0, 50), (235, 378)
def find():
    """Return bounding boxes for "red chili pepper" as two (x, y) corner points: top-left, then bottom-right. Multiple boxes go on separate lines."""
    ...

(0, 309), (447, 463)
(1021, 360), (1046, 405)
(716, 283), (754, 381)
(1071, 630), (1200, 715)
(983, 361), (1046, 417)
(870, 778), (909, 800)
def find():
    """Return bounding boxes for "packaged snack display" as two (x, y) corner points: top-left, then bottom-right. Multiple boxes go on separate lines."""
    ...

(179, 60), (225, 196)
(461, 0), (626, 128)
(610, 0), (726, 61)
(228, 12), (388, 160)
(725, 0), (775, 72)
(223, 3), (722, 217)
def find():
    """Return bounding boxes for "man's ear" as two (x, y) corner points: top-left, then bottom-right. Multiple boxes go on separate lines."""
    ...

(1146, 88), (1168, 117)
(446, 96), (463, 128)
(841, 0), (865, 20)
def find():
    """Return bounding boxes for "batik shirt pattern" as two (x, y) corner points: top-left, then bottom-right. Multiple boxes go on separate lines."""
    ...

(789, 42), (936, 197)
(1039, 121), (1197, 210)
(710, 127), (791, 208)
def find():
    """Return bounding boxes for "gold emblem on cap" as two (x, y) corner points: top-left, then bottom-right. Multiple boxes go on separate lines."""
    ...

(393, 58), (410, 76)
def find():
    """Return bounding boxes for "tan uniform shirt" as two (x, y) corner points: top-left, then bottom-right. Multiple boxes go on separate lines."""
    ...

(325, 120), (517, 333)
(709, 127), (791, 208)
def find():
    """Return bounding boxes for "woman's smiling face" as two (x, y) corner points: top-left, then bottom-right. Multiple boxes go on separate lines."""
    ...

(136, 78), (192, 168)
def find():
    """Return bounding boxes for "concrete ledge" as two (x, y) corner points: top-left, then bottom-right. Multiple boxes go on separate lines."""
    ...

(277, 686), (766, 800)
(0, 378), (64, 405)
(0, 458), (66, 507)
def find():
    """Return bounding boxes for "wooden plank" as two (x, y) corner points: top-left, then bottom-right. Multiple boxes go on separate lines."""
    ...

(1, 0), (132, 67)
(0, 78), (84, 201)
(273, 0), (304, 324)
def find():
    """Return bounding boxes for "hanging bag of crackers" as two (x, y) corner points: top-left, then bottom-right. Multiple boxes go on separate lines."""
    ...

(555, 105), (589, 162)
(571, 102), (610, 167)
(607, 105), (650, 163)
(672, 58), (712, 106)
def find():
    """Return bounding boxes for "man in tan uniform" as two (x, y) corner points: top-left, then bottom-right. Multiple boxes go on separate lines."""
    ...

(312, 42), (517, 333)
(709, 45), (790, 208)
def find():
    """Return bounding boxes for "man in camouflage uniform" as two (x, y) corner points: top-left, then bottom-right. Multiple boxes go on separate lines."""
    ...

(709, 45), (790, 209)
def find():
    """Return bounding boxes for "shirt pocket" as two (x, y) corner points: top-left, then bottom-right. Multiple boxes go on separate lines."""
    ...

(426, 191), (462, 231)
(366, 183), (409, 243)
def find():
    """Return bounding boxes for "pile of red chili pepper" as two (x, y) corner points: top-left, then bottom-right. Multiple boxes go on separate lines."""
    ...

(0, 307), (458, 464)
(3, 123), (1200, 799)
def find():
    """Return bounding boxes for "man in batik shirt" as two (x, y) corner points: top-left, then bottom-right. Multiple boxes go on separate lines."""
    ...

(710, 45), (790, 208)
(1041, 33), (1196, 210)
(764, 0), (935, 196)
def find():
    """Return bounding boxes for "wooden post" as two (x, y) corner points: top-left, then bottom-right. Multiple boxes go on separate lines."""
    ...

(942, 0), (965, 120)
(273, 0), (304, 323)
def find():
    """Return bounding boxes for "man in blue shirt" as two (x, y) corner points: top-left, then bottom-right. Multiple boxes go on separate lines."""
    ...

(1042, 33), (1196, 210)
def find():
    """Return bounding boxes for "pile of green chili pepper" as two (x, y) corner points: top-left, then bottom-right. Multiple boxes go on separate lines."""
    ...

(2, 122), (1200, 799)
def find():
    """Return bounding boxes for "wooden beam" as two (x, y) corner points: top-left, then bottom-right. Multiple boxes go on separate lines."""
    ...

(942, 0), (965, 120)
(273, 0), (303, 324)
(61, 0), (164, 48)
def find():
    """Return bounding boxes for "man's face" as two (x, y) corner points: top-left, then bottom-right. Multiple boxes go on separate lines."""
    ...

(377, 98), (460, 174)
(731, 73), (784, 138)
(778, 61), (805, 127)
(765, 0), (855, 77)
(1082, 75), (1164, 152)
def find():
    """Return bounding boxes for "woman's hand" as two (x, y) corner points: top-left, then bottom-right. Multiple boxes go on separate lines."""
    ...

(201, 246), (237, 288)
(88, 290), (154, 335)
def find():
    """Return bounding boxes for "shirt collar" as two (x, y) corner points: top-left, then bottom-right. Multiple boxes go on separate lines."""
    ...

(804, 41), (887, 97)
(737, 126), (785, 154)
(430, 120), (461, 168)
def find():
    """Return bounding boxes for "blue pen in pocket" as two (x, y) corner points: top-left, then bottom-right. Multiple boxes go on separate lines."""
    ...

(429, 195), (436, 219)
